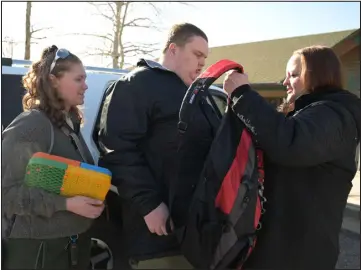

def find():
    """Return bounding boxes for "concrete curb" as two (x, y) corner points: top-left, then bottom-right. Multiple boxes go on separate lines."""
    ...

(344, 203), (360, 220)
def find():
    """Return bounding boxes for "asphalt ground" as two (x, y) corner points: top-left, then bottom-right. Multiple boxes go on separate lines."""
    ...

(336, 229), (360, 269)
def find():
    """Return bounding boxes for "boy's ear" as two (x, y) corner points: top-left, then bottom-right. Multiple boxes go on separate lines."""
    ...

(168, 43), (177, 56)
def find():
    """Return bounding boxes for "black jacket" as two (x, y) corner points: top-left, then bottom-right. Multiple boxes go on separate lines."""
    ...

(97, 59), (217, 260)
(230, 85), (361, 269)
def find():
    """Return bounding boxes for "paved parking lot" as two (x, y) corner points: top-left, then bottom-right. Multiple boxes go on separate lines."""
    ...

(338, 170), (360, 269)
(336, 230), (360, 269)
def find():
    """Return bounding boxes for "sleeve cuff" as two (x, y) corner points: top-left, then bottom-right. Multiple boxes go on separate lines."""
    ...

(139, 198), (163, 217)
(54, 195), (67, 212)
(230, 84), (252, 101)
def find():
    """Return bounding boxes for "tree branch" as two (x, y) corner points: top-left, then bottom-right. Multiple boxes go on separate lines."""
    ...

(87, 1), (114, 22)
(146, 2), (162, 17)
(76, 1), (187, 68)
(124, 47), (158, 55)
(64, 32), (114, 43)
(82, 46), (112, 57)
(123, 42), (159, 49)
(85, 52), (112, 57)
(124, 17), (151, 27)
(107, 2), (117, 18)
(31, 36), (47, 40)
(31, 26), (52, 35)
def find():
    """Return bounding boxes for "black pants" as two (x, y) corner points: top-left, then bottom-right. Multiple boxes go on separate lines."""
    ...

(3, 232), (91, 269)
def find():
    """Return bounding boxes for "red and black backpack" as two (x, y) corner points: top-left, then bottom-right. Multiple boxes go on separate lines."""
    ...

(168, 60), (266, 270)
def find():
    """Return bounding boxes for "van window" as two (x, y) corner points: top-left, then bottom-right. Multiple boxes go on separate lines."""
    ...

(209, 95), (227, 114)
(207, 89), (227, 117)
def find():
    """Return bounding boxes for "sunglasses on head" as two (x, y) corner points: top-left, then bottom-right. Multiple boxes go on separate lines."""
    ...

(49, 48), (70, 73)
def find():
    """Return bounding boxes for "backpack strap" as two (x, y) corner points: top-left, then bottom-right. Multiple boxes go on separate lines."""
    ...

(166, 60), (245, 234)
(178, 60), (243, 134)
(60, 125), (94, 164)
(62, 124), (116, 220)
(31, 109), (94, 163)
(199, 96), (222, 137)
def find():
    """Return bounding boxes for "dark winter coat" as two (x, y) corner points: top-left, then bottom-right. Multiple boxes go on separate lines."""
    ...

(97, 59), (217, 260)
(230, 85), (361, 269)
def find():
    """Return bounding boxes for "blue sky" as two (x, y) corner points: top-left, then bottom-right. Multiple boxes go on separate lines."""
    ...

(184, 2), (360, 47)
(2, 1), (360, 67)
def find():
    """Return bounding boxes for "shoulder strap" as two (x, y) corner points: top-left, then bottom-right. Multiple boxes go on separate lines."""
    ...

(45, 115), (54, 154)
(178, 60), (243, 134)
(61, 126), (94, 164)
(200, 96), (222, 137)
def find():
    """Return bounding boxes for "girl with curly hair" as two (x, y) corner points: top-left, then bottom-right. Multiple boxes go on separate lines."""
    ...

(2, 45), (104, 269)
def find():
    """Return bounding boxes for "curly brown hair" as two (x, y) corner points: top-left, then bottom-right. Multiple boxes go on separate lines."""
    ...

(22, 45), (83, 127)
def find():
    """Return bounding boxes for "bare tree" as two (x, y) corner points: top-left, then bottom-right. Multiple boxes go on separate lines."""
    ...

(24, 1), (52, 60)
(69, 2), (169, 69)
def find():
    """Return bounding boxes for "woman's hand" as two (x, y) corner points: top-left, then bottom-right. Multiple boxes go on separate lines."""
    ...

(223, 70), (250, 96)
(66, 196), (104, 219)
